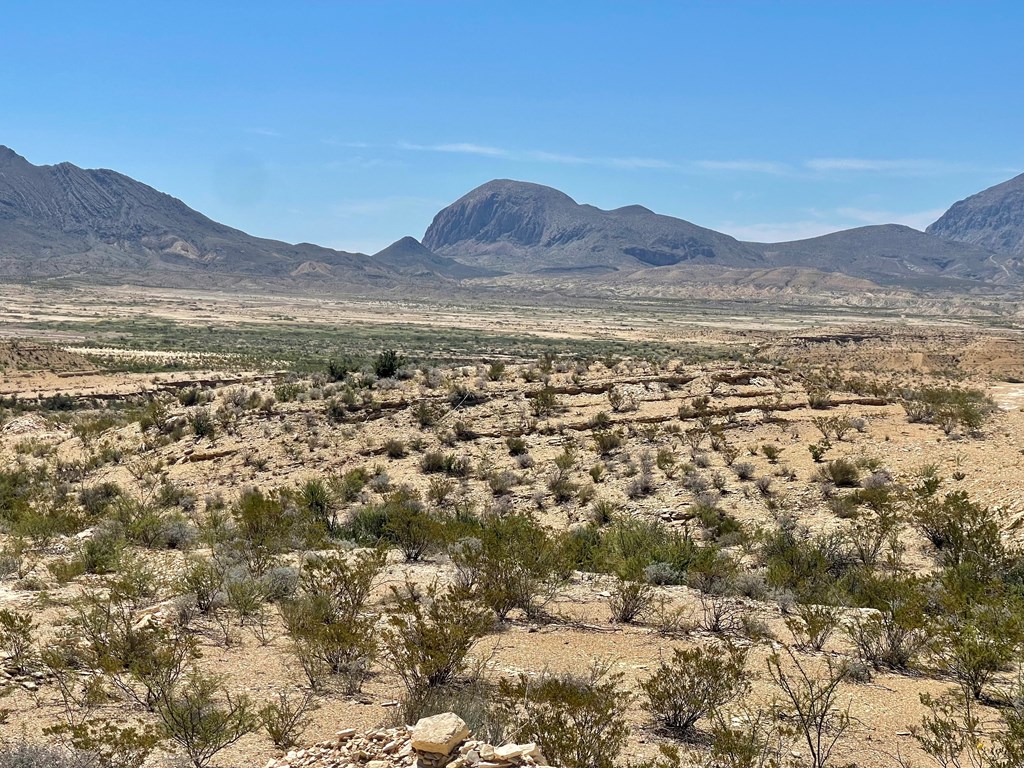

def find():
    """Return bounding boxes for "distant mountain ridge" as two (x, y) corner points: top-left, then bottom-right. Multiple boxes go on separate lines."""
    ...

(0, 146), (471, 284)
(927, 172), (1024, 256)
(750, 224), (1015, 287)
(422, 178), (1021, 287)
(2, 144), (1022, 293)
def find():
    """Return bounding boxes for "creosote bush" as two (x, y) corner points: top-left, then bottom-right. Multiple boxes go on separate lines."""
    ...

(498, 664), (629, 768)
(383, 582), (493, 690)
(641, 643), (749, 735)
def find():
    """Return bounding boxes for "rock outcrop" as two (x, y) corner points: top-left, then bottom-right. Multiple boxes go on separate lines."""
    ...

(262, 714), (550, 768)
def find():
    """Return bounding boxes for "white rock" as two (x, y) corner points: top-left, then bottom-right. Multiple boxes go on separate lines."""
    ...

(411, 713), (471, 756)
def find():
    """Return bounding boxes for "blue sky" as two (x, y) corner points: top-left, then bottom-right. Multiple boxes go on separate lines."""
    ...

(2, 2), (1022, 253)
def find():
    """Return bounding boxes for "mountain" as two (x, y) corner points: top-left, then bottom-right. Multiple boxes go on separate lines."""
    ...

(927, 172), (1024, 256)
(422, 179), (765, 274)
(0, 146), (471, 284)
(371, 236), (501, 279)
(750, 224), (1016, 286)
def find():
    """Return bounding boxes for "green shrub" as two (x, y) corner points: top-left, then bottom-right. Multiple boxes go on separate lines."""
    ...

(390, 677), (507, 745)
(259, 691), (319, 749)
(847, 572), (930, 669)
(641, 643), (749, 734)
(816, 458), (860, 488)
(498, 664), (629, 768)
(452, 513), (567, 620)
(373, 349), (404, 379)
(382, 583), (493, 689)
(154, 674), (257, 768)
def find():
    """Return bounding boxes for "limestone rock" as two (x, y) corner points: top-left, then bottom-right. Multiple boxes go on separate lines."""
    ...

(411, 713), (471, 756)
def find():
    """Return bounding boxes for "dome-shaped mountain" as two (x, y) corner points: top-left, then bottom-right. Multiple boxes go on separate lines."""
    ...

(927, 172), (1024, 256)
(422, 179), (765, 273)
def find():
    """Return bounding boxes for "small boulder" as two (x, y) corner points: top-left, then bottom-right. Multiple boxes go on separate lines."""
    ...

(411, 713), (471, 755)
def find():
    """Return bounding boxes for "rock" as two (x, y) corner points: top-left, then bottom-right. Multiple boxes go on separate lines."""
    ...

(494, 744), (541, 761)
(411, 713), (471, 756)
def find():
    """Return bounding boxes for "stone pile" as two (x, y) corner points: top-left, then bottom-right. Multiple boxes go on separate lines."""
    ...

(263, 713), (550, 768)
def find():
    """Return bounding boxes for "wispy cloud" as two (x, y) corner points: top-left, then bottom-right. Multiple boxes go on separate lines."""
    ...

(695, 160), (790, 175)
(246, 127), (281, 138)
(398, 141), (510, 157)
(805, 157), (947, 174)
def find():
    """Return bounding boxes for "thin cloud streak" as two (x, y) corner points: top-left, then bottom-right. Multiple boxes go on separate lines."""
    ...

(695, 160), (790, 175)
(399, 141), (510, 157)
(806, 157), (951, 174)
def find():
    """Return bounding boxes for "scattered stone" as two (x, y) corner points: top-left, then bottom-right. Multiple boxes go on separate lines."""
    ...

(262, 715), (555, 768)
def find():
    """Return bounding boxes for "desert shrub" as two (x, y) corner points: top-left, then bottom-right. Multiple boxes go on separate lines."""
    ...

(0, 742), (97, 768)
(154, 674), (258, 768)
(326, 357), (359, 382)
(912, 491), (1010, 581)
(548, 469), (579, 504)
(609, 574), (656, 624)
(230, 488), (300, 577)
(333, 467), (369, 503)
(80, 525), (125, 574)
(299, 477), (338, 533)
(498, 664), (629, 768)
(847, 571), (930, 669)
(70, 590), (199, 711)
(487, 470), (518, 496)
(641, 643), (748, 734)
(529, 387), (559, 417)
(383, 494), (441, 561)
(79, 482), (124, 517)
(786, 601), (843, 651)
(451, 512), (567, 620)
(179, 557), (226, 614)
(816, 458), (860, 488)
(760, 518), (852, 602)
(900, 386), (995, 434)
(44, 719), (161, 768)
(590, 498), (617, 526)
(487, 361), (506, 381)
(593, 430), (624, 456)
(732, 462), (756, 481)
(767, 648), (850, 768)
(373, 349), (404, 379)
(694, 504), (744, 542)
(506, 435), (528, 455)
(382, 583), (493, 689)
(0, 608), (36, 674)
(383, 438), (406, 459)
(931, 591), (1024, 701)
(626, 472), (656, 499)
(391, 677), (507, 745)
(188, 409), (216, 439)
(259, 691), (319, 749)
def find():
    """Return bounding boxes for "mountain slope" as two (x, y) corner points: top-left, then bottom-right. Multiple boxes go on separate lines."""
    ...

(372, 237), (501, 279)
(422, 179), (766, 273)
(0, 146), (472, 284)
(927, 172), (1024, 256)
(750, 224), (1018, 286)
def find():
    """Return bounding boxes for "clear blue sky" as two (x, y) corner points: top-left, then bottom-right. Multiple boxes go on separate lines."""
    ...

(2, 1), (1022, 253)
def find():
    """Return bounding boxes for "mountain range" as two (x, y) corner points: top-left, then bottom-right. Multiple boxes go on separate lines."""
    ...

(1, 144), (1022, 293)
